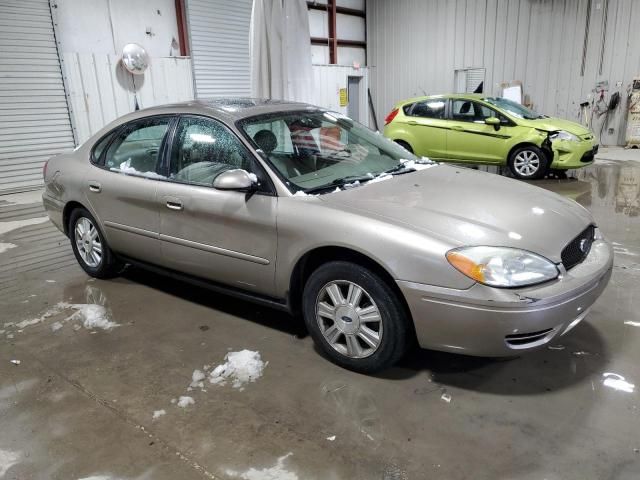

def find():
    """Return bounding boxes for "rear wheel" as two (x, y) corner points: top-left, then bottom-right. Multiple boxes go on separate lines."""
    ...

(394, 140), (413, 154)
(508, 145), (549, 180)
(302, 261), (411, 373)
(69, 208), (123, 278)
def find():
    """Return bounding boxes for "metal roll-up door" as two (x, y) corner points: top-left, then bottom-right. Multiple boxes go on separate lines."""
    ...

(0, 0), (75, 194)
(186, 0), (252, 98)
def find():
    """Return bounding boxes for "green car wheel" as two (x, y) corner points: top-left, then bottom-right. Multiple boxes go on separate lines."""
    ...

(508, 145), (549, 180)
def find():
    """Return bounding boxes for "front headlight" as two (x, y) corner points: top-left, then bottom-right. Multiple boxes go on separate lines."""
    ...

(550, 130), (580, 142)
(446, 246), (559, 288)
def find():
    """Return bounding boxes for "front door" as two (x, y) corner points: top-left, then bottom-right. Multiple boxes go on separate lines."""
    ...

(85, 116), (173, 264)
(157, 115), (278, 296)
(446, 99), (513, 163)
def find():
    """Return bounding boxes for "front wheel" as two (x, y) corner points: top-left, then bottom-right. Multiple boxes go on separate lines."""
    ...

(302, 261), (412, 373)
(508, 145), (549, 180)
(69, 208), (123, 278)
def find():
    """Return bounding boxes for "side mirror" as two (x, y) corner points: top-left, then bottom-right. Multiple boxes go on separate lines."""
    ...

(213, 169), (257, 191)
(485, 117), (501, 130)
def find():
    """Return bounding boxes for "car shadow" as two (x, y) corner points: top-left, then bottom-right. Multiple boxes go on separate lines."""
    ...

(121, 267), (608, 396)
(119, 267), (309, 338)
(377, 321), (610, 395)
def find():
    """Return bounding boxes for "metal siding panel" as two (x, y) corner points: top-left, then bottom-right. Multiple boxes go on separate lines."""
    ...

(0, 0), (74, 193)
(186, 0), (252, 98)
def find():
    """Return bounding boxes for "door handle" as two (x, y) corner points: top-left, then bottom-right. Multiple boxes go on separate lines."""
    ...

(450, 125), (464, 131)
(165, 200), (183, 211)
(88, 181), (101, 193)
(407, 120), (418, 125)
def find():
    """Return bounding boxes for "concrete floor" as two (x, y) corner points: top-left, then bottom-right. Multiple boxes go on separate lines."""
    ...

(1, 157), (639, 480)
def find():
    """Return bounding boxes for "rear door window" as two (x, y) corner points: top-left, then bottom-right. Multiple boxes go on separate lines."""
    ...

(408, 100), (446, 119)
(103, 117), (171, 178)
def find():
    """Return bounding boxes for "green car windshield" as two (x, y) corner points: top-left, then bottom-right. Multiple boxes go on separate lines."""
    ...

(239, 111), (418, 193)
(483, 97), (544, 120)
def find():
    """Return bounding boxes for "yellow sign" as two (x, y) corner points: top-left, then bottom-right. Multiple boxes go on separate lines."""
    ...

(339, 88), (348, 107)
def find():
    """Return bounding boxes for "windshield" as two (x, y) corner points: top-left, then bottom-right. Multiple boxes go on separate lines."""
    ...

(238, 111), (419, 193)
(483, 97), (544, 120)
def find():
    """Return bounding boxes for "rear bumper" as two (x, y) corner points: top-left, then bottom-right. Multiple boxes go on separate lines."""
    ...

(42, 191), (65, 235)
(398, 239), (613, 356)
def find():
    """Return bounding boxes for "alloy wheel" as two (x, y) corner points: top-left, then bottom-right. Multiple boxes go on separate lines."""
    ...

(74, 217), (103, 268)
(315, 280), (383, 359)
(513, 150), (541, 177)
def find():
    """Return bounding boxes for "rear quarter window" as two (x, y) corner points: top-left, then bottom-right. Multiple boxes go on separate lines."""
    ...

(91, 130), (118, 165)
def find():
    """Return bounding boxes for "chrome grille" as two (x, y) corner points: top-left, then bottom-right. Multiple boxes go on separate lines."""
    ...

(561, 225), (595, 270)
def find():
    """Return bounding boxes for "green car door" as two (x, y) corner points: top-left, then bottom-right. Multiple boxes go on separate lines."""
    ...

(394, 99), (449, 159)
(445, 99), (514, 164)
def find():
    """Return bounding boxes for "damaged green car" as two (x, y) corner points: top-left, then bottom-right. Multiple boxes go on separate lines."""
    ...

(383, 94), (598, 179)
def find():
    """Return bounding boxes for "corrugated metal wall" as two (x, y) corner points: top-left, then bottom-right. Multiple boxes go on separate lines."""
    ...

(62, 54), (193, 144)
(367, 0), (640, 145)
(310, 65), (369, 126)
(186, 0), (253, 98)
(0, 0), (75, 194)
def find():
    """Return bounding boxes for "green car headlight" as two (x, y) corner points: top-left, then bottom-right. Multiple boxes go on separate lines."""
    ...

(446, 246), (559, 288)
(550, 130), (580, 142)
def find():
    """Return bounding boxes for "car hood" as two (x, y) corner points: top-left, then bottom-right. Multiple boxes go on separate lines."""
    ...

(521, 117), (592, 136)
(319, 165), (593, 263)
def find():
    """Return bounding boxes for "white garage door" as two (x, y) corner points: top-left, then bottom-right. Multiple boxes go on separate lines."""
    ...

(0, 0), (75, 194)
(186, 0), (252, 98)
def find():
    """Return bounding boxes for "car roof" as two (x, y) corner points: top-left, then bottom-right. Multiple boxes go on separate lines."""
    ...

(395, 93), (485, 106)
(133, 97), (320, 120)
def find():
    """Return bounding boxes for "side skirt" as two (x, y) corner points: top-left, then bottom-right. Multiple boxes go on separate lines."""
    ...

(118, 255), (291, 313)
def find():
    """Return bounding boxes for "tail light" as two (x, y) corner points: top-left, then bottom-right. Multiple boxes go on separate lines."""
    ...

(43, 160), (49, 179)
(384, 108), (399, 125)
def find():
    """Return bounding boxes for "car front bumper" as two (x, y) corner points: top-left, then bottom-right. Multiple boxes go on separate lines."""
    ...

(397, 239), (613, 356)
(550, 139), (598, 169)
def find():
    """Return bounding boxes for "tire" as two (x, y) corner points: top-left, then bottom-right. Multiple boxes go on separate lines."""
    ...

(394, 140), (413, 154)
(302, 261), (412, 373)
(508, 145), (549, 180)
(69, 208), (123, 278)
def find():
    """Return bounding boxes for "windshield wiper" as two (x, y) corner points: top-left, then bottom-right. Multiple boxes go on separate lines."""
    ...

(303, 174), (374, 194)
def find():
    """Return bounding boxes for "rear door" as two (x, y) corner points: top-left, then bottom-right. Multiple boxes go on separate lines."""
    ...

(445, 99), (513, 163)
(157, 115), (278, 296)
(403, 99), (448, 159)
(85, 116), (173, 264)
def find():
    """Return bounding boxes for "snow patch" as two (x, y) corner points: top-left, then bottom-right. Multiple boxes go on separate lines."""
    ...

(440, 392), (452, 403)
(326, 435), (336, 441)
(0, 216), (49, 236)
(177, 396), (194, 408)
(603, 372), (635, 393)
(111, 160), (167, 180)
(15, 302), (71, 329)
(225, 453), (297, 480)
(0, 243), (17, 254)
(13, 302), (118, 333)
(189, 369), (206, 389)
(152, 409), (166, 419)
(66, 304), (119, 330)
(0, 449), (20, 477)
(624, 321), (640, 327)
(208, 350), (267, 389)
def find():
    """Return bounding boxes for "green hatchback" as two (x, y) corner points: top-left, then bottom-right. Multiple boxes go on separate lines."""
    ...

(383, 94), (598, 179)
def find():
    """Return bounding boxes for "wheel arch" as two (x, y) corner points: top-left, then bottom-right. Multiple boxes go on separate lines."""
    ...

(62, 200), (88, 237)
(507, 140), (550, 164)
(287, 246), (415, 332)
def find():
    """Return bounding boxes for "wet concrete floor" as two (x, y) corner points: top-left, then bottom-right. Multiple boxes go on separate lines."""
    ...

(1, 159), (639, 479)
